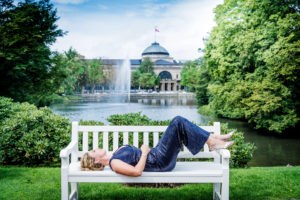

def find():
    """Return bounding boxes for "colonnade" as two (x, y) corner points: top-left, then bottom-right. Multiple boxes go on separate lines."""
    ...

(159, 80), (180, 91)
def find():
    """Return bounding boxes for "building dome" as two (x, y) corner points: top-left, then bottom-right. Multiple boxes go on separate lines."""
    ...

(142, 42), (169, 56)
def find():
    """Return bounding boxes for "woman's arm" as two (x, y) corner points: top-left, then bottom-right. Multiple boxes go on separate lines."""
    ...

(110, 144), (150, 177)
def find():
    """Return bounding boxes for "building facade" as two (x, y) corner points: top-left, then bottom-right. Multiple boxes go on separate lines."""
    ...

(102, 42), (184, 91)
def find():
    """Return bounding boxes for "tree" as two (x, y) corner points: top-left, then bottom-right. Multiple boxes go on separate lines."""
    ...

(88, 59), (103, 93)
(53, 48), (83, 95)
(133, 57), (158, 90)
(194, 58), (211, 106)
(0, 0), (65, 106)
(180, 61), (199, 92)
(76, 62), (89, 94)
(203, 0), (300, 133)
(131, 70), (141, 89)
(139, 73), (156, 89)
(138, 57), (154, 73)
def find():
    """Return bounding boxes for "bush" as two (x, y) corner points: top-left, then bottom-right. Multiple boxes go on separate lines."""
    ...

(0, 97), (70, 165)
(0, 97), (15, 123)
(218, 122), (256, 168)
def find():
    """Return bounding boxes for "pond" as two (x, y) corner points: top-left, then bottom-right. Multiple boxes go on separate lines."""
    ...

(50, 95), (300, 167)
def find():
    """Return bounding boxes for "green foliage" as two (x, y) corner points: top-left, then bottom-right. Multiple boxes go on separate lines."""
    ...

(180, 61), (199, 92)
(132, 58), (160, 90)
(0, 96), (14, 123)
(0, 97), (70, 165)
(138, 57), (154, 73)
(197, 104), (216, 116)
(107, 112), (171, 126)
(53, 48), (108, 95)
(218, 123), (256, 168)
(201, 0), (300, 133)
(139, 73), (156, 89)
(131, 70), (141, 88)
(52, 48), (81, 95)
(0, 0), (65, 106)
(180, 58), (211, 105)
(87, 59), (104, 93)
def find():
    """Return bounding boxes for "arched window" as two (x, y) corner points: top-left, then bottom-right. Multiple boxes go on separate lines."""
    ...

(159, 71), (172, 80)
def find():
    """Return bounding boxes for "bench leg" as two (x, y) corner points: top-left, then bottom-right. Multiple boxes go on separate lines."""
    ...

(213, 183), (221, 200)
(70, 182), (78, 200)
(221, 170), (229, 200)
(61, 179), (69, 200)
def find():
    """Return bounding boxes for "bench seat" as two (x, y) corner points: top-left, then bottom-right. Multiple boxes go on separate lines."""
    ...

(68, 161), (224, 183)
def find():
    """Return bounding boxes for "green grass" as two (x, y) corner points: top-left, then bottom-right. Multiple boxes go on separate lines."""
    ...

(0, 166), (299, 200)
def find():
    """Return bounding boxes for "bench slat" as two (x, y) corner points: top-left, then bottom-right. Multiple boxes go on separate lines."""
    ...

(83, 131), (88, 152)
(113, 131), (118, 151)
(123, 132), (128, 145)
(78, 126), (167, 132)
(153, 132), (159, 147)
(93, 131), (98, 149)
(143, 132), (149, 146)
(133, 132), (139, 147)
(78, 125), (217, 133)
(103, 131), (108, 151)
(204, 144), (209, 152)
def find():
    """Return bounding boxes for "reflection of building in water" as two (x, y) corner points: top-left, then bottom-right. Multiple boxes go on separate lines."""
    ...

(101, 41), (185, 91)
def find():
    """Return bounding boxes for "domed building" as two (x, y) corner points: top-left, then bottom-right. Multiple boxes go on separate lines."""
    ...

(102, 41), (185, 91)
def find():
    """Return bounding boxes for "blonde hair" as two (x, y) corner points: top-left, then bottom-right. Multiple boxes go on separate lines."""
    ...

(80, 152), (105, 171)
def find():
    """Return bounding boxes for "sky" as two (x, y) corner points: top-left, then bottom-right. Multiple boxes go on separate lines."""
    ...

(50, 0), (223, 60)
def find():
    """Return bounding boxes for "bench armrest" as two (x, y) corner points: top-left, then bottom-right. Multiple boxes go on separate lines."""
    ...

(218, 149), (231, 159)
(60, 141), (78, 158)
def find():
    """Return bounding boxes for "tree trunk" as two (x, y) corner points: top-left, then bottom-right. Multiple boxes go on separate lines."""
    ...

(91, 85), (95, 94)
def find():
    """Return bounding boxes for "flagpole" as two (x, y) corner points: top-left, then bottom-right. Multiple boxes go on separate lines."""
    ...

(154, 26), (156, 42)
(154, 26), (159, 42)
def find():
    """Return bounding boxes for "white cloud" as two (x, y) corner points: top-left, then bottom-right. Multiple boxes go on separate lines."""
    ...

(51, 0), (223, 60)
(98, 4), (108, 10)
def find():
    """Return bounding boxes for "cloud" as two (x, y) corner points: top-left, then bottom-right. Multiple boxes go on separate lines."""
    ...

(51, 0), (223, 60)
(98, 4), (108, 10)
(141, 3), (171, 17)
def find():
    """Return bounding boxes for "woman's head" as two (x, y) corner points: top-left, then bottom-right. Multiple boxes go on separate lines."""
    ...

(80, 148), (107, 171)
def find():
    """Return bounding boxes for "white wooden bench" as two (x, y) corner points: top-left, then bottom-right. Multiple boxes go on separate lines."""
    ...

(60, 121), (230, 200)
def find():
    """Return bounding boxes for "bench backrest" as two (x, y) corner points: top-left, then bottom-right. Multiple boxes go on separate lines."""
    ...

(71, 122), (220, 162)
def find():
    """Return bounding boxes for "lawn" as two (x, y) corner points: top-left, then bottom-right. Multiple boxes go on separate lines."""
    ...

(0, 166), (299, 200)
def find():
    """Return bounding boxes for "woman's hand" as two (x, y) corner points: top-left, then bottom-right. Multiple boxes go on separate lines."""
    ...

(111, 144), (150, 177)
(140, 144), (150, 155)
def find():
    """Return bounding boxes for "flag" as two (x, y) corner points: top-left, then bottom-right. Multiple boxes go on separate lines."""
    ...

(155, 26), (159, 32)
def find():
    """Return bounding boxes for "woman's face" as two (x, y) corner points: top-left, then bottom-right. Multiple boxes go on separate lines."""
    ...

(88, 148), (107, 164)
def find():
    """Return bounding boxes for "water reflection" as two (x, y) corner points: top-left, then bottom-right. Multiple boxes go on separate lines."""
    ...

(50, 96), (300, 167)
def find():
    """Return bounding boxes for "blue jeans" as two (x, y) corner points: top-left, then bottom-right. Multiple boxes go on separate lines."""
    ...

(145, 116), (210, 171)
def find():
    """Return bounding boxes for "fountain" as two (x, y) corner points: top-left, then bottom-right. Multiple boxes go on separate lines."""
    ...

(112, 58), (131, 102)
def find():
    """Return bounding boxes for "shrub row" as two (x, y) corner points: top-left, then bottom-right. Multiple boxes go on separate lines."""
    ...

(0, 97), (71, 165)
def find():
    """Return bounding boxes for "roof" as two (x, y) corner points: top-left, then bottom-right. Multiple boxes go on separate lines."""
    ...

(142, 42), (169, 56)
(101, 59), (183, 66)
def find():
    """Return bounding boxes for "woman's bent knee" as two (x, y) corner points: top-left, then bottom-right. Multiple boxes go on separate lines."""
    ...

(171, 116), (185, 125)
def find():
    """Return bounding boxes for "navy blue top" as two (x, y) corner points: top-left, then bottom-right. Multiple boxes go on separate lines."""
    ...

(109, 145), (162, 172)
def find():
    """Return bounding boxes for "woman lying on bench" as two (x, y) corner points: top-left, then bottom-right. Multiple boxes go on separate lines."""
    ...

(81, 116), (234, 176)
